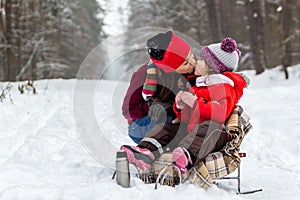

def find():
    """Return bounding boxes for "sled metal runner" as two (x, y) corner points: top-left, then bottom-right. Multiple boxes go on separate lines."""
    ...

(113, 151), (263, 194)
(214, 165), (262, 194)
(113, 150), (262, 194)
(214, 153), (262, 194)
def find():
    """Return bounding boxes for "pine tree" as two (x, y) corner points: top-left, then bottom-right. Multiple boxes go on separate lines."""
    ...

(0, 0), (106, 81)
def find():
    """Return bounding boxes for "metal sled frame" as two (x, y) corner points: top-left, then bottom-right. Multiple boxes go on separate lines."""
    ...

(113, 152), (263, 194)
(213, 152), (262, 194)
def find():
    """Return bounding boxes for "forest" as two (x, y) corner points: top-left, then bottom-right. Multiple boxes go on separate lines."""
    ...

(0, 0), (300, 81)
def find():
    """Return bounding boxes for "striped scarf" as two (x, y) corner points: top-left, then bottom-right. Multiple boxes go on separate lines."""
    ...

(142, 62), (158, 101)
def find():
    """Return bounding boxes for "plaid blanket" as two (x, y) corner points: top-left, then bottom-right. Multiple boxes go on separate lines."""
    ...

(138, 153), (181, 187)
(139, 105), (252, 190)
(189, 105), (252, 188)
(204, 105), (252, 179)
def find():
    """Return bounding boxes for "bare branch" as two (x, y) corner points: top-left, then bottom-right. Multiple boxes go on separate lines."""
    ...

(16, 37), (44, 81)
(0, 83), (13, 103)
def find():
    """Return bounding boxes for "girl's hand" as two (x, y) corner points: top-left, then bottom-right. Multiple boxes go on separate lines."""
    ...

(175, 91), (185, 109)
(181, 92), (197, 108)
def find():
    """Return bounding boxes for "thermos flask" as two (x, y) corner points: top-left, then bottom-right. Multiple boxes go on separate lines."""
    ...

(116, 150), (130, 188)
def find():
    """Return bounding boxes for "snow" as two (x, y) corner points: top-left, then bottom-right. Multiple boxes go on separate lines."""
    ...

(1, 65), (300, 199)
(98, 0), (129, 36)
(277, 6), (283, 12)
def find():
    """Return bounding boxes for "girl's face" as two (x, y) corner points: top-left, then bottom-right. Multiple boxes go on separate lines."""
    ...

(194, 59), (210, 76)
(175, 51), (196, 74)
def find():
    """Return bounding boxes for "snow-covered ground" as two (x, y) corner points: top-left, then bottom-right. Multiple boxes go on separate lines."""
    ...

(0, 65), (300, 199)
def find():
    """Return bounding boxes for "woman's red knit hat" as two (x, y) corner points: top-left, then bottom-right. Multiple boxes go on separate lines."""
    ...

(147, 31), (191, 73)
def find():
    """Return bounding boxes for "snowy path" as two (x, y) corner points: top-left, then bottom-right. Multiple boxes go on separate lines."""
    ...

(0, 67), (300, 199)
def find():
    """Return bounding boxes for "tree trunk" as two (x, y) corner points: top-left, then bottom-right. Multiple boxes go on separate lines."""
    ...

(205, 0), (220, 42)
(4, 0), (12, 80)
(0, 0), (6, 80)
(281, 0), (292, 79)
(246, 0), (265, 74)
(219, 0), (228, 36)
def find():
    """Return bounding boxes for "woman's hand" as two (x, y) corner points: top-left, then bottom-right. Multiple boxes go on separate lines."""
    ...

(172, 117), (181, 124)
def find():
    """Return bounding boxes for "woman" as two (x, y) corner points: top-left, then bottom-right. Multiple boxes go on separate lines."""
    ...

(122, 31), (196, 143)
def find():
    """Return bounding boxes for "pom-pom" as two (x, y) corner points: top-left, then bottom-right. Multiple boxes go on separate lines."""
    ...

(221, 37), (237, 53)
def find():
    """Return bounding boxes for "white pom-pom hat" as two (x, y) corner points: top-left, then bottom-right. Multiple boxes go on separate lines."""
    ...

(199, 37), (241, 73)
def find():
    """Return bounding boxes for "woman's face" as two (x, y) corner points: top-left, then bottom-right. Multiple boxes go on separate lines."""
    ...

(175, 51), (196, 74)
(194, 59), (210, 76)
